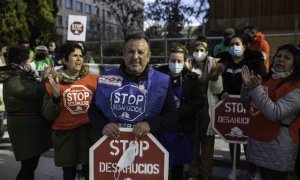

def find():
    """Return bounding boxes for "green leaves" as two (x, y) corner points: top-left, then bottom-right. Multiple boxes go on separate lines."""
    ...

(0, 0), (58, 46)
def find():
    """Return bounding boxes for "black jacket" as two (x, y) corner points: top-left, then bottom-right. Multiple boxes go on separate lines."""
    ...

(155, 65), (205, 132)
(219, 50), (266, 95)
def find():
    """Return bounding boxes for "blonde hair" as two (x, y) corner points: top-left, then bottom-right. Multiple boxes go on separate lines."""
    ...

(193, 41), (208, 51)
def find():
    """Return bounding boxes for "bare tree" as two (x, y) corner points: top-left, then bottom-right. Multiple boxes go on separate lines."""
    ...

(144, 0), (210, 37)
(107, 0), (144, 39)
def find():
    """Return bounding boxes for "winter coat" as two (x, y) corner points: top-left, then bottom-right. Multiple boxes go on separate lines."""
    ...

(155, 65), (205, 133)
(42, 65), (99, 167)
(250, 32), (270, 72)
(241, 80), (300, 171)
(219, 51), (266, 95)
(0, 66), (51, 161)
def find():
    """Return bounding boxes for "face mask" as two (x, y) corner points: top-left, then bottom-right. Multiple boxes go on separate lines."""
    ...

(193, 52), (207, 62)
(229, 46), (243, 57)
(169, 63), (184, 74)
(116, 141), (137, 172)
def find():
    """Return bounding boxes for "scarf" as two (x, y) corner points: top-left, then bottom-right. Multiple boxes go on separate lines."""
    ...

(271, 68), (294, 79)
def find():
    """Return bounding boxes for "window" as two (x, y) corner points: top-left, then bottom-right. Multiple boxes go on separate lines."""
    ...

(86, 21), (91, 30)
(91, 22), (97, 30)
(93, 5), (99, 15)
(107, 26), (113, 37)
(76, 1), (83, 12)
(56, 15), (63, 26)
(65, 0), (73, 9)
(107, 11), (112, 20)
(85, 4), (91, 14)
(56, 0), (61, 6)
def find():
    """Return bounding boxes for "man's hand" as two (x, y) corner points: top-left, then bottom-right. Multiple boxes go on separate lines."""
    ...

(102, 123), (120, 139)
(133, 121), (150, 138)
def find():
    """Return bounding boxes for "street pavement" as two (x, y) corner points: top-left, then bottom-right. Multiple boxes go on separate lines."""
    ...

(0, 130), (298, 180)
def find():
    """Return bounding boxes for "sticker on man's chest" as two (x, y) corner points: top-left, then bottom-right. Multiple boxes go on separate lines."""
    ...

(98, 75), (123, 87)
(110, 85), (146, 121)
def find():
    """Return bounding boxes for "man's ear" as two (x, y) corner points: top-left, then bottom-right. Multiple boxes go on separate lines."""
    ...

(147, 51), (151, 58)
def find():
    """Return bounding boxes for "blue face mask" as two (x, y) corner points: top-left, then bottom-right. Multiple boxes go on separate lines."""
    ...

(229, 46), (243, 57)
(169, 63), (184, 74)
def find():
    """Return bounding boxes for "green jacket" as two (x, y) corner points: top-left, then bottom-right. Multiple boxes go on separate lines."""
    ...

(34, 57), (54, 71)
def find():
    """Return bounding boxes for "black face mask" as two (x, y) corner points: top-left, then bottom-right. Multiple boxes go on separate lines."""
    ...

(35, 52), (47, 60)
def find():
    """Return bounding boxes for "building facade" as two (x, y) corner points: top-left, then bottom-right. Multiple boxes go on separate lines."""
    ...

(208, 0), (300, 53)
(55, 0), (143, 44)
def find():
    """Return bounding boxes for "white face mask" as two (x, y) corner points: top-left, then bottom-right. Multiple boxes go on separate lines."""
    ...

(116, 141), (137, 172)
(114, 140), (138, 179)
(229, 46), (243, 57)
(169, 63), (184, 74)
(193, 52), (207, 62)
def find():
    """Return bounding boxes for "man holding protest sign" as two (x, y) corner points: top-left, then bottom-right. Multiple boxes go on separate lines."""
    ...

(88, 32), (178, 179)
(88, 32), (178, 138)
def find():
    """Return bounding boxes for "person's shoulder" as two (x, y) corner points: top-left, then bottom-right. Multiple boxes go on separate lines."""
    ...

(0, 66), (17, 83)
(151, 68), (169, 76)
(245, 50), (264, 62)
(183, 68), (199, 79)
(153, 64), (169, 74)
(149, 69), (171, 83)
(101, 67), (119, 75)
(218, 52), (231, 63)
(214, 43), (223, 49)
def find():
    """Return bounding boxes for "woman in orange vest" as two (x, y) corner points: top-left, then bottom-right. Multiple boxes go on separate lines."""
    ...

(241, 44), (300, 180)
(42, 42), (99, 180)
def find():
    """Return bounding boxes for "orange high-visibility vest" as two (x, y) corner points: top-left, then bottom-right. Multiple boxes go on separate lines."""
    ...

(247, 78), (300, 143)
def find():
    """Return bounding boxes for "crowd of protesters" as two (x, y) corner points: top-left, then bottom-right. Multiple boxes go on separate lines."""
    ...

(0, 25), (299, 180)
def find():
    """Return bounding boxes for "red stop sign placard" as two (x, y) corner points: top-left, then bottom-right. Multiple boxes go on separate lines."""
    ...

(212, 95), (251, 144)
(89, 128), (169, 180)
(63, 85), (92, 114)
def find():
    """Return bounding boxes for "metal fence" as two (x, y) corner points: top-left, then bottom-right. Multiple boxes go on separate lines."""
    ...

(85, 32), (300, 64)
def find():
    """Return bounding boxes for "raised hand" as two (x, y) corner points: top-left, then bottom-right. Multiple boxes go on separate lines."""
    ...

(241, 65), (262, 90)
(241, 65), (251, 87)
(42, 65), (54, 80)
(48, 74), (60, 98)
